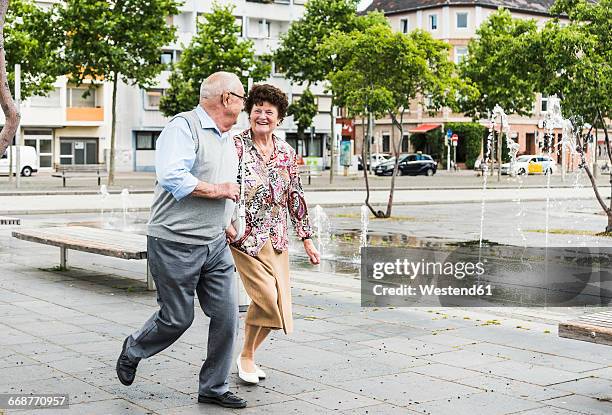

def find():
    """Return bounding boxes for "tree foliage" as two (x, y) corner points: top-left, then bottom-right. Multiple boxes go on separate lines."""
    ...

(459, 9), (539, 119)
(533, 0), (611, 123)
(5, 0), (62, 99)
(287, 88), (317, 140)
(274, 0), (361, 86)
(159, 3), (270, 116)
(60, 0), (179, 184)
(323, 23), (473, 216)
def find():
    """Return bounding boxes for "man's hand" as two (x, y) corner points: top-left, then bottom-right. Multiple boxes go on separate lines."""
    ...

(191, 181), (239, 201)
(215, 183), (240, 202)
(226, 224), (237, 244)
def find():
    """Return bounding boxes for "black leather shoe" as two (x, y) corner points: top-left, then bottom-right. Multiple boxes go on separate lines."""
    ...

(198, 391), (247, 409)
(116, 337), (139, 386)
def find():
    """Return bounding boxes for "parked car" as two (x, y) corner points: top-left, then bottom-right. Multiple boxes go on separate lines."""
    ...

(500, 155), (557, 175)
(0, 145), (39, 177)
(374, 153), (437, 176)
(358, 153), (390, 170)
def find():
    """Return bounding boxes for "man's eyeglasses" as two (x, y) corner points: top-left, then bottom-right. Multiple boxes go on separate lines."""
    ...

(229, 91), (247, 103)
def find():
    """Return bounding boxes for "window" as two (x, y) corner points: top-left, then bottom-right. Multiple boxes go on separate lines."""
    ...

(429, 14), (438, 30)
(29, 88), (61, 108)
(401, 134), (409, 152)
(67, 88), (96, 108)
(454, 46), (468, 64)
(135, 131), (161, 150)
(382, 133), (390, 152)
(160, 51), (173, 66)
(235, 16), (243, 37)
(400, 19), (409, 34)
(456, 12), (468, 29)
(258, 19), (270, 38)
(144, 89), (164, 110)
(541, 94), (548, 112)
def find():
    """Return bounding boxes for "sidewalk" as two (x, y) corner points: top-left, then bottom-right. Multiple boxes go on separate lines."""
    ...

(0, 186), (607, 215)
(1, 222), (611, 414)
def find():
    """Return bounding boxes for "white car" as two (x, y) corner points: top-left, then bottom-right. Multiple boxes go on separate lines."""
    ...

(0, 145), (39, 176)
(501, 155), (557, 175)
(358, 153), (390, 170)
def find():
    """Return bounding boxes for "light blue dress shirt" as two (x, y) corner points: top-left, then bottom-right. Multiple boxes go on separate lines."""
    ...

(155, 106), (228, 201)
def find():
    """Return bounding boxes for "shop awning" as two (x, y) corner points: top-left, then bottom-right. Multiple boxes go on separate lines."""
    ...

(408, 123), (441, 133)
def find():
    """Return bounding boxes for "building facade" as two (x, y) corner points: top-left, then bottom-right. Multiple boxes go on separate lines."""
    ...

(4, 0), (341, 173)
(361, 0), (605, 169)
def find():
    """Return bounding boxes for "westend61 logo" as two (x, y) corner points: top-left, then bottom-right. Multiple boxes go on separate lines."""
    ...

(360, 246), (612, 308)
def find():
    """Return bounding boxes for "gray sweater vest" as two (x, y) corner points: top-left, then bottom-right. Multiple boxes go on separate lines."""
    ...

(147, 109), (238, 245)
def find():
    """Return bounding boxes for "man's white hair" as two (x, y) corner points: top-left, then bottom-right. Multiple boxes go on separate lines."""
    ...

(200, 72), (242, 101)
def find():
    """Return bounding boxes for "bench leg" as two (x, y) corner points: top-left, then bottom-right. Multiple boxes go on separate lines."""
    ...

(146, 259), (156, 291)
(60, 247), (67, 270)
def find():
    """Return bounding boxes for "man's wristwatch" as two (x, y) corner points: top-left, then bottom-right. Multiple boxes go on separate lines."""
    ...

(301, 236), (311, 241)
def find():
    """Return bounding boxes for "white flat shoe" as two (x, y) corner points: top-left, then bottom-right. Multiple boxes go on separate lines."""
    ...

(254, 364), (266, 379)
(236, 356), (259, 384)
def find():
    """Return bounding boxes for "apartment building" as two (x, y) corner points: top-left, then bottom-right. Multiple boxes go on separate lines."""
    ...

(360, 0), (602, 168)
(5, 0), (342, 173)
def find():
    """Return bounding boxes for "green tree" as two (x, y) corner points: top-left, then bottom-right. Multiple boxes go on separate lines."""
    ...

(0, 0), (19, 157)
(532, 0), (612, 230)
(275, 0), (385, 183)
(323, 24), (473, 217)
(6, 0), (62, 99)
(159, 3), (270, 116)
(459, 9), (539, 120)
(287, 88), (317, 144)
(59, 0), (179, 185)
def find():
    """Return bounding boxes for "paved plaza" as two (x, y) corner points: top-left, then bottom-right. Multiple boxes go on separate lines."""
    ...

(1, 196), (612, 414)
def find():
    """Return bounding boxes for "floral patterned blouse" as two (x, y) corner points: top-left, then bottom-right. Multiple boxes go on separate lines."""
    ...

(231, 129), (313, 257)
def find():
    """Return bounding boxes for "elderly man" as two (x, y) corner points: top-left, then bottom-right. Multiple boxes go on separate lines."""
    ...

(116, 72), (248, 409)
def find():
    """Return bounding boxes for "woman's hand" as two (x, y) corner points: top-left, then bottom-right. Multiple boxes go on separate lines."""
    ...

(225, 224), (237, 244)
(303, 238), (320, 265)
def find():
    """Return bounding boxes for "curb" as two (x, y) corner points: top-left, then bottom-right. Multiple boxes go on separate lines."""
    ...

(0, 195), (605, 216)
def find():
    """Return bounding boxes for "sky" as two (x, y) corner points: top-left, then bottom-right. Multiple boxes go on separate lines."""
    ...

(358, 0), (372, 11)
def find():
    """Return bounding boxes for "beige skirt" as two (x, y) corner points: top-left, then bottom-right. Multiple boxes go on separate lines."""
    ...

(230, 240), (292, 334)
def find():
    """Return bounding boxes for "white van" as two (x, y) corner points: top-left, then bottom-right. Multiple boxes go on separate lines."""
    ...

(0, 145), (39, 176)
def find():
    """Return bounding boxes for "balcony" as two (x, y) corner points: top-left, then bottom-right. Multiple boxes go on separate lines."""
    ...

(66, 107), (104, 122)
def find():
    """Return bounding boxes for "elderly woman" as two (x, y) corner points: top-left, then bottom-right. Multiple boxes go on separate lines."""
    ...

(226, 84), (320, 384)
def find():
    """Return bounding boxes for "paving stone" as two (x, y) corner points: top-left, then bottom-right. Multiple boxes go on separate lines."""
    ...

(336, 372), (481, 406)
(295, 388), (379, 411)
(409, 363), (483, 381)
(238, 399), (330, 414)
(101, 380), (195, 411)
(476, 360), (591, 386)
(581, 367), (612, 381)
(409, 391), (542, 415)
(230, 384), (294, 407)
(46, 356), (108, 374)
(514, 406), (587, 414)
(358, 337), (454, 357)
(552, 377), (612, 400)
(165, 403), (239, 414)
(9, 398), (152, 415)
(340, 403), (421, 414)
(254, 369), (327, 396)
(460, 342), (607, 373)
(458, 374), (572, 401)
(545, 394), (612, 415)
(0, 364), (65, 387)
(421, 349), (508, 368)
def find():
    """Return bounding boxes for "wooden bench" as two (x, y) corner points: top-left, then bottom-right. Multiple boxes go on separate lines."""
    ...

(12, 226), (153, 290)
(559, 310), (612, 346)
(299, 165), (322, 185)
(52, 164), (108, 187)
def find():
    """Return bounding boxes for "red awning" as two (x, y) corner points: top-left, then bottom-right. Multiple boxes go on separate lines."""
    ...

(408, 123), (441, 133)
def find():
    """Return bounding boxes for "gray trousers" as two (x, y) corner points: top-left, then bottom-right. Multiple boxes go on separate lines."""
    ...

(126, 235), (238, 397)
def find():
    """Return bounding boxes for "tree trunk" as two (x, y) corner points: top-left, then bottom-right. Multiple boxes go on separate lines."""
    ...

(385, 113), (404, 218)
(329, 94), (335, 184)
(108, 74), (118, 186)
(363, 112), (382, 217)
(0, 0), (20, 157)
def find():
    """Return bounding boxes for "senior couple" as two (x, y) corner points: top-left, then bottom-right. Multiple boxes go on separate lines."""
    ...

(115, 72), (320, 409)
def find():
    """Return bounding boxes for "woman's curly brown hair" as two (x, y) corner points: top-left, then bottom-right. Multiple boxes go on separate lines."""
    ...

(245, 84), (289, 121)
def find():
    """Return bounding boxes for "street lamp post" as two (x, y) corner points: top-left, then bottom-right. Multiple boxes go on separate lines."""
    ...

(15, 63), (21, 188)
